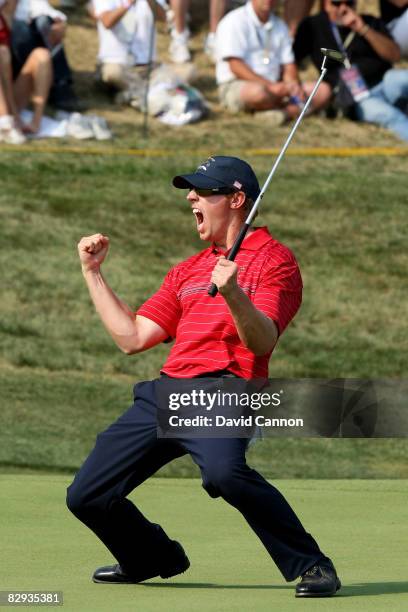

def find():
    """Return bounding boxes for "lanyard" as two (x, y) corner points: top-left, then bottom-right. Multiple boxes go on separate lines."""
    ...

(254, 21), (273, 65)
(330, 23), (356, 69)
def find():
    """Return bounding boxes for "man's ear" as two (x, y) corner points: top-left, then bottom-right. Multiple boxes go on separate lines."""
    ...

(230, 191), (246, 209)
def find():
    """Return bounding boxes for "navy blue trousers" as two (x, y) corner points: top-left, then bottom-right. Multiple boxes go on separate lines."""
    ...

(66, 379), (330, 581)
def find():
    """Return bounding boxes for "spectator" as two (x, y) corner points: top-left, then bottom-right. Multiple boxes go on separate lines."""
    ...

(168, 1), (247, 64)
(380, 0), (408, 57)
(168, 1), (320, 64)
(11, 0), (82, 111)
(215, 0), (331, 124)
(92, 0), (166, 106)
(294, 0), (408, 141)
(0, 0), (52, 142)
(168, 0), (190, 63)
(205, 0), (228, 61)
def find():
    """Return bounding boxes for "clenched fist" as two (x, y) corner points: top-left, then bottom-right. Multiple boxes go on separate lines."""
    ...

(78, 233), (110, 273)
(211, 256), (239, 296)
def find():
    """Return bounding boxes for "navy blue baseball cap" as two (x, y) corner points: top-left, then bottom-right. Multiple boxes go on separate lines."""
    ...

(173, 155), (260, 201)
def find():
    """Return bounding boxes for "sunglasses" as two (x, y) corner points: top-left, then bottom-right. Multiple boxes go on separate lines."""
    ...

(331, 0), (355, 6)
(189, 187), (238, 197)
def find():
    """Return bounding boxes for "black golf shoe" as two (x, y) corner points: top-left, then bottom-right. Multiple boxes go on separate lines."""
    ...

(92, 541), (190, 584)
(295, 562), (341, 597)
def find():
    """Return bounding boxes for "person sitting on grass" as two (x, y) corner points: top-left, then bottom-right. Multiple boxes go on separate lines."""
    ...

(294, 0), (408, 141)
(91, 0), (166, 107)
(0, 0), (52, 142)
(167, 0), (321, 64)
(214, 0), (332, 125)
(380, 0), (408, 58)
(11, 0), (83, 112)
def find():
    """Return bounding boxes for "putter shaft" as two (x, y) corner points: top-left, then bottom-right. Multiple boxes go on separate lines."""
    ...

(208, 53), (330, 298)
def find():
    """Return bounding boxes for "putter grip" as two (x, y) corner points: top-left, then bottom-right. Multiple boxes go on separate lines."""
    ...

(208, 223), (251, 297)
(208, 282), (218, 297)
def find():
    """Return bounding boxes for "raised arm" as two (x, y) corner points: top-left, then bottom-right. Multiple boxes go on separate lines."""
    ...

(0, 0), (17, 24)
(78, 234), (168, 354)
(386, 0), (408, 7)
(340, 5), (401, 63)
(98, 0), (165, 29)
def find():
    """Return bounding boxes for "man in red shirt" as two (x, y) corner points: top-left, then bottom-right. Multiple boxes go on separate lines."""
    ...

(67, 156), (341, 598)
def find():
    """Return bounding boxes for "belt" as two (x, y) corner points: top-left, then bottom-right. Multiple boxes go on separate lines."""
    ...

(160, 369), (239, 379)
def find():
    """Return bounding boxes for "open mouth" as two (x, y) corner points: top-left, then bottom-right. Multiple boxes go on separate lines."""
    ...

(192, 208), (204, 230)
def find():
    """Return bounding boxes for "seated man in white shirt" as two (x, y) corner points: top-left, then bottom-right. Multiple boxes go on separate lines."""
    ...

(215, 0), (331, 122)
(93, 0), (166, 103)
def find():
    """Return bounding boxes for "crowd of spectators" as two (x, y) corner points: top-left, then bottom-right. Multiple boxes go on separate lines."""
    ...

(1, 0), (408, 143)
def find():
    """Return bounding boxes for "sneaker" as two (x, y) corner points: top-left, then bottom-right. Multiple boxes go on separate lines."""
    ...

(66, 113), (94, 140)
(253, 109), (286, 126)
(204, 32), (217, 62)
(169, 30), (191, 64)
(0, 115), (27, 144)
(88, 115), (112, 140)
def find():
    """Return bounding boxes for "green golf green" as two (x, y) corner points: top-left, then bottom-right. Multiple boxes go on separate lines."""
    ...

(1, 475), (407, 611)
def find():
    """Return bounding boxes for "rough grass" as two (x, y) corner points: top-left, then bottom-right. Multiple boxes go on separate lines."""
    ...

(1, 0), (407, 476)
(0, 151), (407, 476)
(57, 0), (405, 147)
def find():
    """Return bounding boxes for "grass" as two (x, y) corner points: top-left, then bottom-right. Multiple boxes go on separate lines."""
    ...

(0, 0), (407, 476)
(56, 0), (406, 149)
(1, 9), (407, 609)
(0, 151), (407, 476)
(1, 475), (407, 611)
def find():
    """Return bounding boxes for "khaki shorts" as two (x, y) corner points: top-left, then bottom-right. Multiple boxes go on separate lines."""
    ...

(218, 80), (247, 113)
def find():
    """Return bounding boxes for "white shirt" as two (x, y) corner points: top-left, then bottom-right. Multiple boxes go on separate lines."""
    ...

(15, 0), (66, 23)
(93, 0), (157, 66)
(215, 1), (294, 85)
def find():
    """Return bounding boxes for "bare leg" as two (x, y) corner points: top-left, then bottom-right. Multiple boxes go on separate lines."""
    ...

(170, 0), (190, 34)
(209, 0), (227, 33)
(302, 80), (332, 111)
(0, 45), (19, 119)
(13, 47), (52, 133)
(169, 0), (191, 63)
(0, 46), (27, 143)
(240, 82), (284, 111)
(239, 80), (332, 117)
(0, 80), (8, 117)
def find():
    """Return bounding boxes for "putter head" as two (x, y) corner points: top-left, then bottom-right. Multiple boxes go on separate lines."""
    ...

(320, 48), (346, 64)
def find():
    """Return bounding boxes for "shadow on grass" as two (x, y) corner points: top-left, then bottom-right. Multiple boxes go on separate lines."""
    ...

(143, 582), (292, 590)
(340, 581), (408, 597)
(143, 581), (408, 596)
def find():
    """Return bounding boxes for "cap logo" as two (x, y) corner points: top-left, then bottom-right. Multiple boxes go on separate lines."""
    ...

(233, 181), (242, 189)
(197, 157), (215, 172)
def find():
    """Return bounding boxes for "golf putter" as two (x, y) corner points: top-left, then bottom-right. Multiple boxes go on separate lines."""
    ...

(208, 48), (346, 297)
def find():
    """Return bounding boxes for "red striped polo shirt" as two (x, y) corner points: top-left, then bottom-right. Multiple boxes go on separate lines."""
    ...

(137, 227), (302, 379)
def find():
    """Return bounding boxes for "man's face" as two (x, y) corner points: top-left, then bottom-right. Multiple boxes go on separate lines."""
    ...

(187, 189), (240, 244)
(324, 0), (356, 24)
(251, 0), (278, 18)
